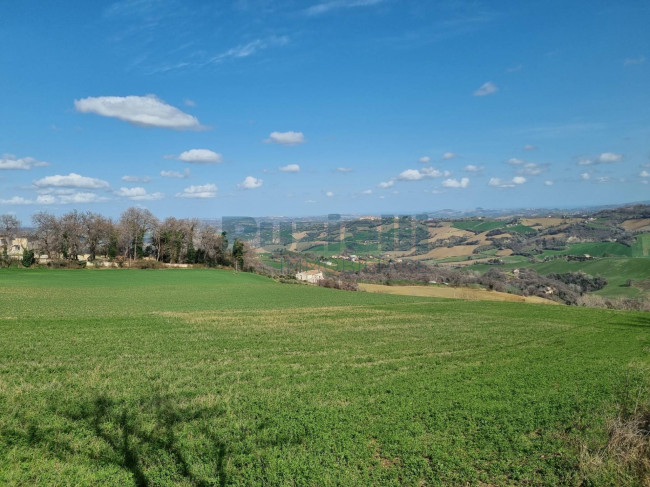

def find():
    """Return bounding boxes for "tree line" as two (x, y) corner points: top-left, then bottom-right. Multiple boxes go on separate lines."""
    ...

(0, 208), (256, 270)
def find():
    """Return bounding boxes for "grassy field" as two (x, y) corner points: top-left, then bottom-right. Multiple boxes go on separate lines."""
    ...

(1, 269), (649, 486)
(506, 224), (537, 235)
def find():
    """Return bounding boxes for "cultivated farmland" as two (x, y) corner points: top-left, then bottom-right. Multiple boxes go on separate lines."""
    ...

(1, 269), (649, 486)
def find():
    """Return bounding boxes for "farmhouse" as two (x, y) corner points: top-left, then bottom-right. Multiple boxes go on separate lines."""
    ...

(295, 269), (324, 284)
(0, 235), (31, 257)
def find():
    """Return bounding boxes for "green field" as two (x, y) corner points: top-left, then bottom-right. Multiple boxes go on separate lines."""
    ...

(534, 234), (650, 260)
(473, 256), (650, 298)
(1, 269), (649, 485)
(506, 224), (537, 235)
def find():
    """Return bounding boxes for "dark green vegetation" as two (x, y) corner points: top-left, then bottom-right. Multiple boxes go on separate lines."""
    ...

(473, 257), (650, 299)
(1, 269), (649, 485)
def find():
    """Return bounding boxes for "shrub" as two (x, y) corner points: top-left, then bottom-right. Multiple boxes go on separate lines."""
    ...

(21, 249), (35, 268)
(133, 259), (163, 269)
(318, 277), (358, 291)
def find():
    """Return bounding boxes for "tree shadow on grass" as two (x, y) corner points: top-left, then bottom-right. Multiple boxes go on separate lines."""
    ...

(3, 393), (229, 487)
(609, 313), (650, 330)
(85, 393), (229, 487)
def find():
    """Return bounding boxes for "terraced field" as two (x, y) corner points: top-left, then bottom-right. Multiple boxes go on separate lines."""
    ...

(1, 269), (649, 486)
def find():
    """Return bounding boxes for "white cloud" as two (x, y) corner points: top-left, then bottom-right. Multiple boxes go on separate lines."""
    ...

(337, 167), (353, 173)
(442, 178), (469, 188)
(544, 180), (554, 186)
(161, 169), (190, 179)
(419, 156), (431, 164)
(37, 195), (57, 204)
(184, 99), (196, 107)
(1, 195), (55, 205)
(0, 196), (35, 205)
(488, 176), (527, 188)
(463, 164), (484, 173)
(305, 0), (384, 16)
(176, 184), (218, 199)
(397, 167), (445, 181)
(121, 175), (151, 183)
(578, 152), (623, 166)
(596, 152), (623, 164)
(624, 56), (646, 66)
(398, 169), (426, 181)
(640, 170), (650, 178)
(325, 191), (334, 197)
(210, 36), (289, 63)
(0, 191), (109, 205)
(238, 176), (263, 189)
(279, 164), (300, 172)
(38, 188), (76, 195)
(264, 131), (306, 146)
(474, 81), (498, 96)
(74, 95), (203, 130)
(517, 162), (548, 176)
(523, 144), (537, 151)
(58, 192), (109, 204)
(507, 157), (525, 165)
(581, 172), (591, 180)
(176, 149), (222, 164)
(378, 180), (394, 188)
(441, 152), (456, 160)
(34, 173), (110, 189)
(116, 187), (163, 201)
(0, 154), (50, 170)
(362, 189), (372, 195)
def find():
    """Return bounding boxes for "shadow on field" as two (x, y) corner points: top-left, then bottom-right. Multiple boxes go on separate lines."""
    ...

(77, 393), (229, 487)
(2, 389), (316, 486)
(612, 314), (650, 329)
(0, 393), (230, 487)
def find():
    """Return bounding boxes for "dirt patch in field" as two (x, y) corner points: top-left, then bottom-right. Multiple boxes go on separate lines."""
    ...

(633, 278), (650, 291)
(496, 249), (513, 256)
(410, 245), (478, 260)
(154, 306), (435, 330)
(521, 218), (573, 228)
(426, 223), (474, 242)
(359, 283), (559, 305)
(622, 218), (650, 231)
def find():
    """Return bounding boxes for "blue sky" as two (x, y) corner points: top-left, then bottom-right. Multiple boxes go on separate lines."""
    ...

(1, 0), (649, 221)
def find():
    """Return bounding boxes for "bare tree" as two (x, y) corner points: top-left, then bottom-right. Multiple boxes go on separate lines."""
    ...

(119, 207), (157, 262)
(152, 217), (199, 263)
(32, 212), (59, 259)
(82, 212), (111, 261)
(155, 217), (183, 263)
(197, 224), (226, 266)
(1, 214), (20, 265)
(59, 210), (84, 260)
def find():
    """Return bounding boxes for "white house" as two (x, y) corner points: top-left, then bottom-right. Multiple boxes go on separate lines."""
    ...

(295, 270), (324, 284)
(0, 236), (30, 256)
